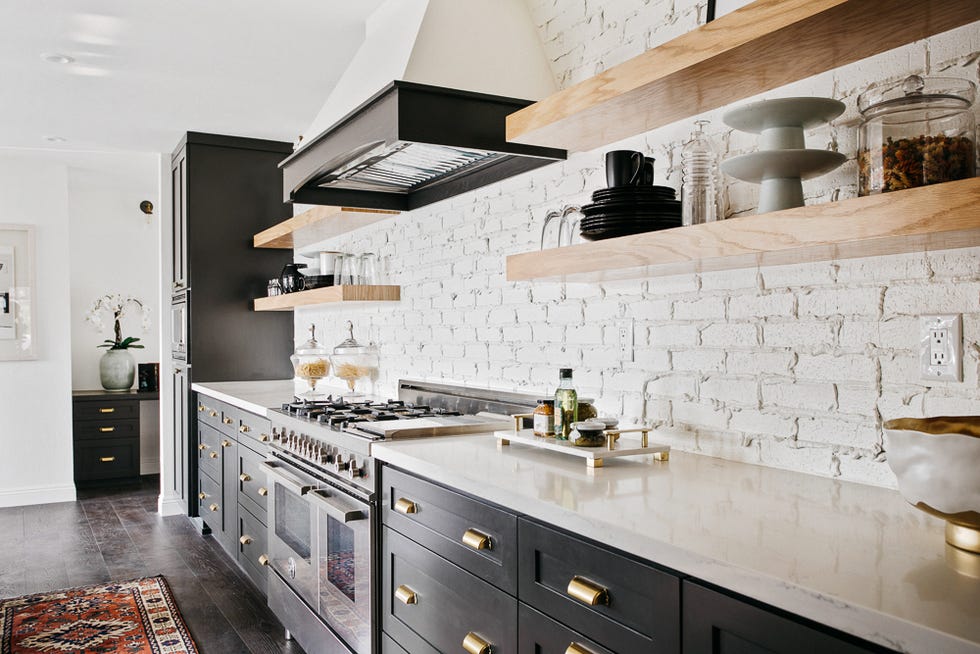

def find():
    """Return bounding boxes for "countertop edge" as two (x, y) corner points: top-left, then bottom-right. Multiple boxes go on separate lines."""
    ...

(191, 381), (292, 417)
(372, 439), (980, 654)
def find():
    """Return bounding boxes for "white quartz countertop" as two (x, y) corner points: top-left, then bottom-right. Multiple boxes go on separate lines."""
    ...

(373, 435), (980, 654)
(191, 380), (296, 417)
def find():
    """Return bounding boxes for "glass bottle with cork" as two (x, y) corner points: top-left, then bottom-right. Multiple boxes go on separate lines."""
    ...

(554, 368), (578, 440)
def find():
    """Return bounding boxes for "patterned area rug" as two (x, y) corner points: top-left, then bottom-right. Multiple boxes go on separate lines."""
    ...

(0, 576), (198, 654)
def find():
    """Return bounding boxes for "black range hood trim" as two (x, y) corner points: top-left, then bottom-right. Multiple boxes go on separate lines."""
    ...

(280, 81), (566, 211)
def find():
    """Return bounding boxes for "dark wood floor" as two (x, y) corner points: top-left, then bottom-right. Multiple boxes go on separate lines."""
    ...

(0, 476), (302, 654)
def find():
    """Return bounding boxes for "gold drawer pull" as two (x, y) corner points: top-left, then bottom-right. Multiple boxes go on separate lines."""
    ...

(259, 433), (270, 442)
(566, 643), (599, 654)
(239, 473), (251, 483)
(394, 498), (418, 514)
(209, 452), (218, 459)
(209, 503), (219, 512)
(462, 528), (491, 551)
(99, 456), (116, 463)
(240, 535), (253, 546)
(567, 576), (609, 606)
(258, 554), (270, 566)
(239, 424), (250, 433)
(394, 585), (417, 605)
(223, 417), (234, 425)
(198, 444), (208, 450)
(198, 405), (205, 412)
(462, 632), (491, 654)
(220, 439), (232, 448)
(257, 487), (268, 497)
(198, 492), (206, 500)
(99, 427), (115, 433)
(209, 410), (218, 417)
(99, 407), (115, 414)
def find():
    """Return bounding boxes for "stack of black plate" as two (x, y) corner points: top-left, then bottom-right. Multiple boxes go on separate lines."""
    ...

(581, 185), (681, 240)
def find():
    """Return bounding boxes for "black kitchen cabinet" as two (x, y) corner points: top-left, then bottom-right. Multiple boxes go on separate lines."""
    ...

(169, 132), (294, 516)
(72, 390), (157, 485)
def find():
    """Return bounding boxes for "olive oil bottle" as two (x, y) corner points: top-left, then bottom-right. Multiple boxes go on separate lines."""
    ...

(554, 368), (578, 440)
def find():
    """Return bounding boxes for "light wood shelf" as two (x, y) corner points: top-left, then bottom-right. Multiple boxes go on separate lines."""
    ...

(506, 0), (979, 153)
(506, 178), (980, 283)
(253, 285), (401, 311)
(253, 205), (399, 250)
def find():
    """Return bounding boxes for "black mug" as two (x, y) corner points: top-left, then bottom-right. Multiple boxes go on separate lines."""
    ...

(280, 263), (307, 294)
(638, 159), (655, 186)
(606, 150), (645, 187)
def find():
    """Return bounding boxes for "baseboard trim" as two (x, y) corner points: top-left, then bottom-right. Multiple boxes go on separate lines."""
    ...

(0, 483), (77, 508)
(157, 495), (186, 517)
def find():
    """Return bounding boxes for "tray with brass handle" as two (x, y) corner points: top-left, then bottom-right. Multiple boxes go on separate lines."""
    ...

(461, 528), (492, 551)
(495, 422), (669, 471)
(394, 497), (418, 514)
(567, 575), (609, 606)
(394, 585), (417, 605)
(463, 632), (492, 654)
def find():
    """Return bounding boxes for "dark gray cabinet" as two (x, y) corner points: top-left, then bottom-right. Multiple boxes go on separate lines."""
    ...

(518, 603), (613, 654)
(72, 390), (157, 485)
(169, 131), (294, 518)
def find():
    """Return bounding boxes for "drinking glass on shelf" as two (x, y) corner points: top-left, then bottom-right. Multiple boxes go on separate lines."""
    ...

(359, 253), (378, 285)
(558, 205), (583, 247)
(342, 254), (361, 285)
(540, 209), (562, 250)
(334, 254), (351, 286)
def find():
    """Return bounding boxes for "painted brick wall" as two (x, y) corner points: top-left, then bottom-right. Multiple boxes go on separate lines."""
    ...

(295, 4), (980, 488)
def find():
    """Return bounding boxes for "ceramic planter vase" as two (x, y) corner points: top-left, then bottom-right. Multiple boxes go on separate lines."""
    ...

(100, 349), (136, 391)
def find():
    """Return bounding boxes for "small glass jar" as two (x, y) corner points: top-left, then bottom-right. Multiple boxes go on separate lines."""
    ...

(577, 399), (598, 422)
(858, 75), (976, 196)
(572, 420), (606, 447)
(290, 324), (330, 397)
(533, 399), (555, 437)
(330, 321), (380, 398)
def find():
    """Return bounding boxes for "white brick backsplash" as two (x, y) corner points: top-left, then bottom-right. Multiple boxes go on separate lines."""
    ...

(294, 7), (980, 488)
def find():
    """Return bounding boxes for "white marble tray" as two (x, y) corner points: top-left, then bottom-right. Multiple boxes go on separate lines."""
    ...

(494, 428), (670, 470)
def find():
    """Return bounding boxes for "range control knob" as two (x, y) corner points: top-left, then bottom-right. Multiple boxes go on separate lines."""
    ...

(347, 458), (365, 479)
(334, 455), (349, 472)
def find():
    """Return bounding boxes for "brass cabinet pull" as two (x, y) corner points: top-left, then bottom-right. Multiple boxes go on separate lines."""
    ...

(566, 643), (599, 654)
(198, 405), (205, 412)
(462, 632), (491, 654)
(220, 439), (232, 448)
(257, 487), (268, 497)
(198, 492), (206, 500)
(239, 473), (251, 483)
(566, 576), (609, 606)
(209, 452), (218, 459)
(198, 444), (207, 450)
(394, 585), (417, 605)
(258, 554), (270, 566)
(259, 433), (270, 442)
(462, 528), (491, 551)
(99, 456), (116, 463)
(239, 424), (250, 433)
(98, 407), (115, 414)
(394, 498), (418, 514)
(209, 410), (218, 417)
(239, 535), (253, 546)
(223, 417), (234, 425)
(209, 503), (219, 512)
(99, 427), (115, 433)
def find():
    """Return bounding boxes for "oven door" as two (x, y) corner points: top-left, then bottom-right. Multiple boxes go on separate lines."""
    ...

(262, 460), (318, 611)
(309, 486), (373, 654)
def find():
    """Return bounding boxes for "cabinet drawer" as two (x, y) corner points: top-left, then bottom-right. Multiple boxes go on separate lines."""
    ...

(195, 396), (223, 430)
(73, 400), (139, 422)
(198, 472), (224, 531)
(382, 466), (518, 594)
(74, 419), (140, 441)
(241, 556), (268, 597)
(383, 527), (517, 654)
(216, 400), (239, 435)
(381, 632), (409, 654)
(519, 519), (680, 654)
(237, 444), (269, 522)
(74, 438), (139, 481)
(197, 422), (230, 479)
(236, 409), (272, 450)
(519, 603), (615, 654)
(238, 504), (269, 575)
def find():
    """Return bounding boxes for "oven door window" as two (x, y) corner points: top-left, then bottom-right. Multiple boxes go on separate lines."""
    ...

(275, 483), (312, 560)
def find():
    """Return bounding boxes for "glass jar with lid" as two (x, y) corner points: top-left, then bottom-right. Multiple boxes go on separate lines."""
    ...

(291, 324), (331, 397)
(857, 74), (976, 196)
(330, 321), (380, 398)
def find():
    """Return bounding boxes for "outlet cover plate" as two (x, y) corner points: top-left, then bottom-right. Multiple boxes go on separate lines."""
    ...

(920, 314), (963, 382)
(618, 319), (634, 363)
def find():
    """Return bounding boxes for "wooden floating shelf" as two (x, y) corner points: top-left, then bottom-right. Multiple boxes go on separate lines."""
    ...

(253, 285), (401, 311)
(506, 178), (980, 283)
(253, 205), (399, 249)
(506, 0), (980, 153)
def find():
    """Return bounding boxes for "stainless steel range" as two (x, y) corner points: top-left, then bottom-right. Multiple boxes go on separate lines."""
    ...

(263, 380), (536, 654)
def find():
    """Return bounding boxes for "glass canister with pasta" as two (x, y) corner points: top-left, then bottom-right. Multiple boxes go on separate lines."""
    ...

(330, 321), (379, 399)
(291, 324), (331, 397)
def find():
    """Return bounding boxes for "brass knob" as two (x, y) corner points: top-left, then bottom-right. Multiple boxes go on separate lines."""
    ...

(209, 503), (219, 512)
(257, 487), (268, 497)
(99, 407), (115, 414)
(258, 554), (270, 566)
(99, 456), (116, 463)
(566, 643), (599, 654)
(462, 632), (491, 654)
(240, 535), (253, 545)
(209, 452), (218, 459)
(394, 498), (418, 515)
(223, 417), (234, 425)
(220, 439), (231, 448)
(198, 444), (206, 450)
(99, 427), (115, 433)
(239, 473), (251, 483)
(198, 405), (205, 412)
(239, 424), (250, 433)
(209, 410), (218, 417)
(566, 576), (609, 606)
(198, 492), (206, 500)
(462, 528), (491, 551)
(259, 433), (270, 442)
(394, 585), (417, 605)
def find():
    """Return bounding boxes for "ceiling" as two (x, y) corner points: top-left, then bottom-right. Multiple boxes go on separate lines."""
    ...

(0, 0), (384, 153)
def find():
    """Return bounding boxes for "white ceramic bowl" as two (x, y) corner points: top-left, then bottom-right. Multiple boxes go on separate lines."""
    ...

(883, 416), (980, 553)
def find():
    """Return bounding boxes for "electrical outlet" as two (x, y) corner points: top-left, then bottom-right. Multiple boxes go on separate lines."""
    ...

(618, 319), (634, 363)
(920, 314), (962, 382)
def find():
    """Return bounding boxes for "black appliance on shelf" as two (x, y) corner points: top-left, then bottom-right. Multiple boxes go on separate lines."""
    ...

(168, 132), (294, 518)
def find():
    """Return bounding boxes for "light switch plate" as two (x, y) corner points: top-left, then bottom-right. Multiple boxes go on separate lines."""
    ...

(920, 314), (963, 382)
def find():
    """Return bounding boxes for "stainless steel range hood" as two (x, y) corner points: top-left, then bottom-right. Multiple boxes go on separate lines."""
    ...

(280, 81), (565, 211)
(280, 0), (566, 211)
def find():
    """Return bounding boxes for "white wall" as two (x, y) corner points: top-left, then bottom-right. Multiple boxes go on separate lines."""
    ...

(294, 11), (980, 489)
(0, 154), (75, 507)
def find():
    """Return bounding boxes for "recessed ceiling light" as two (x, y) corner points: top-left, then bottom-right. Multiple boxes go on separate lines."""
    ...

(44, 135), (68, 143)
(40, 53), (75, 65)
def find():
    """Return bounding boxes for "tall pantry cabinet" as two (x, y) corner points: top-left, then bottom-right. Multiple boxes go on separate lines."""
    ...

(169, 132), (294, 516)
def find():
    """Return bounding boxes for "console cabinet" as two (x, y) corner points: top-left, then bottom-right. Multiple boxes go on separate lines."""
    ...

(72, 390), (157, 485)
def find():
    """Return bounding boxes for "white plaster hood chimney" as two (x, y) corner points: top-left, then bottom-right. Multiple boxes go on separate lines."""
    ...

(279, 0), (565, 211)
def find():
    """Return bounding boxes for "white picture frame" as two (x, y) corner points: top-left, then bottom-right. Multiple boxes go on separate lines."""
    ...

(0, 224), (37, 360)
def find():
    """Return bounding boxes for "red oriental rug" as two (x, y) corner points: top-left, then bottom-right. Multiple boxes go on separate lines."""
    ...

(0, 576), (199, 654)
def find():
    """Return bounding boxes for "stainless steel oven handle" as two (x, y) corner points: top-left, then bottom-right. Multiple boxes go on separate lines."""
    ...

(307, 489), (366, 523)
(260, 461), (313, 496)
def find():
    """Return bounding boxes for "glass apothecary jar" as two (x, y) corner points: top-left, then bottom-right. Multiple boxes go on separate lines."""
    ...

(858, 75), (976, 196)
(330, 321), (379, 399)
(291, 324), (331, 397)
